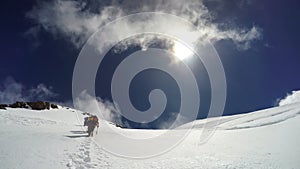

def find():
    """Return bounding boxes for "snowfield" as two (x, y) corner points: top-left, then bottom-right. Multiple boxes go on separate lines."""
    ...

(0, 103), (299, 169)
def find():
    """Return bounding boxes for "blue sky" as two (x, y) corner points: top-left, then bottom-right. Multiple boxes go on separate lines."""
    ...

(1, 0), (300, 128)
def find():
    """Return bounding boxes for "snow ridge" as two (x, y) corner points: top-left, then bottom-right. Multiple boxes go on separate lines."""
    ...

(0, 103), (299, 168)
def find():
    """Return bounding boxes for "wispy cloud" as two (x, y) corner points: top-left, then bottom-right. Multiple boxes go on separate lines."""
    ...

(277, 90), (300, 106)
(157, 112), (191, 129)
(24, 0), (263, 128)
(0, 77), (58, 104)
(26, 0), (262, 51)
(73, 90), (126, 126)
(26, 0), (123, 48)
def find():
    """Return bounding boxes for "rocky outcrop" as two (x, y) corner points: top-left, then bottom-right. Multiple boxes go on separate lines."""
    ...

(10, 102), (29, 109)
(0, 101), (59, 110)
(82, 112), (91, 116)
(50, 104), (58, 109)
(0, 104), (8, 110)
(115, 123), (126, 128)
(27, 101), (50, 110)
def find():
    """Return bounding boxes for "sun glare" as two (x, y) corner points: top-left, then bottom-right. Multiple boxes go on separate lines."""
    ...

(172, 41), (194, 61)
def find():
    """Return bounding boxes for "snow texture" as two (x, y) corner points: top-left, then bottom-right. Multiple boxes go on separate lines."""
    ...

(0, 103), (299, 169)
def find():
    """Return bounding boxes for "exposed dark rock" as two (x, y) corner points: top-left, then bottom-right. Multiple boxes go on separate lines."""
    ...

(27, 101), (49, 110)
(82, 112), (91, 116)
(0, 101), (59, 110)
(116, 123), (126, 128)
(10, 101), (29, 109)
(50, 104), (58, 109)
(0, 104), (8, 110)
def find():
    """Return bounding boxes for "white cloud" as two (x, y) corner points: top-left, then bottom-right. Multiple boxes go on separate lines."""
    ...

(28, 84), (58, 101)
(158, 112), (191, 129)
(277, 90), (300, 106)
(26, 0), (123, 48)
(24, 0), (263, 128)
(0, 77), (58, 104)
(26, 0), (262, 51)
(73, 90), (126, 126)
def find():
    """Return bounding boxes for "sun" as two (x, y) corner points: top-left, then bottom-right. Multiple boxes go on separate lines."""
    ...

(172, 41), (194, 61)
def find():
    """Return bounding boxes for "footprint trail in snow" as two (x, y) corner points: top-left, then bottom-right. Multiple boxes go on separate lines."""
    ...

(67, 138), (112, 169)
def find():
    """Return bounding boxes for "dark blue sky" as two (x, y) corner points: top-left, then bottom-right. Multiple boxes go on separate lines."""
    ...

(1, 0), (300, 128)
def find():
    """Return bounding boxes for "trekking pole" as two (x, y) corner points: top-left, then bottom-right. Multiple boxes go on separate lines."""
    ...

(96, 126), (99, 135)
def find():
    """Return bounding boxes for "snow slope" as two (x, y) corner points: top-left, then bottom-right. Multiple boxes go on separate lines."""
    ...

(0, 103), (299, 169)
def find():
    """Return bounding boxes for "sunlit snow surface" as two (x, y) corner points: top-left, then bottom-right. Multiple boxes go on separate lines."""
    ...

(0, 103), (299, 169)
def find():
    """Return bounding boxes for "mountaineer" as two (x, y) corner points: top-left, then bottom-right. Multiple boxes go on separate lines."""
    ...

(87, 115), (99, 137)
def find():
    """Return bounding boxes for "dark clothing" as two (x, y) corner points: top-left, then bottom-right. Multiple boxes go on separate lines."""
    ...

(87, 125), (96, 137)
(84, 117), (88, 126)
(87, 117), (99, 137)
